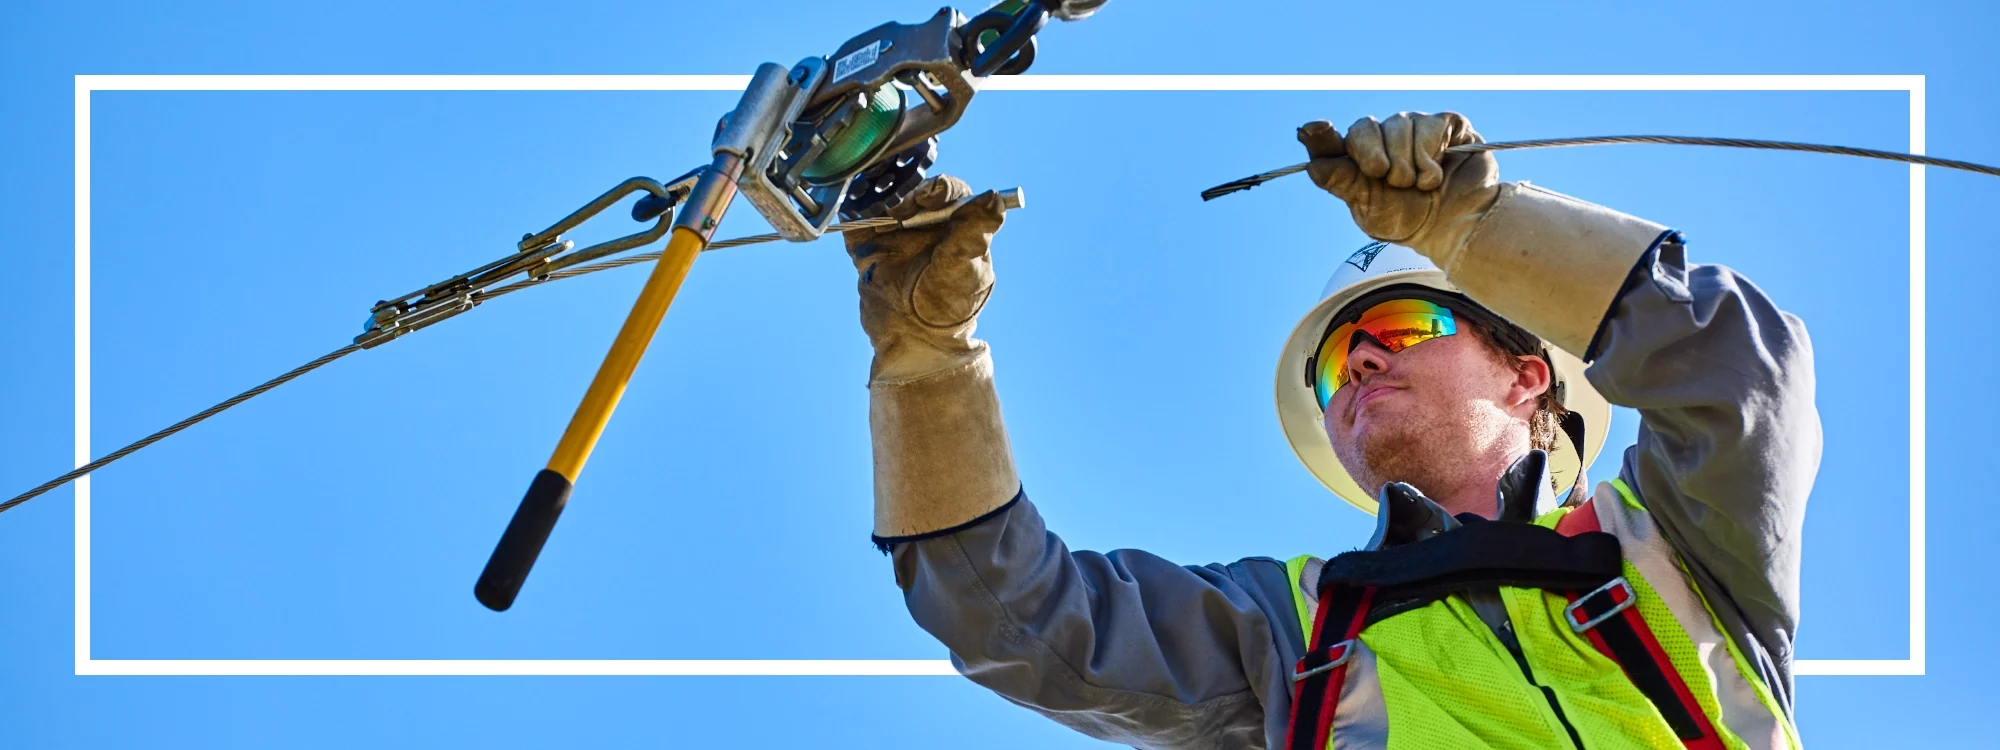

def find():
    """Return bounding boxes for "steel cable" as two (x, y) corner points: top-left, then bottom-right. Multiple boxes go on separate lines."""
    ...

(0, 219), (900, 515)
(11, 135), (1998, 515)
(1200, 135), (2000, 200)
(1, 344), (363, 513)
(478, 216), (900, 301)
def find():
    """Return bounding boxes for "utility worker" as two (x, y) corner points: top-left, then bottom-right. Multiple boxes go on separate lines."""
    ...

(843, 111), (1818, 749)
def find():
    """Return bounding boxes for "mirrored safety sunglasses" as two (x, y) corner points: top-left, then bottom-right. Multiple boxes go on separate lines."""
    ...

(1311, 298), (1458, 411)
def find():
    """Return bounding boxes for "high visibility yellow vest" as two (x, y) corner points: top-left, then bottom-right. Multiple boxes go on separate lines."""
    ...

(1282, 479), (1802, 750)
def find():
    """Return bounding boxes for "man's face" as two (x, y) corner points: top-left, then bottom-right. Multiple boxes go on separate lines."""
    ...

(1321, 324), (1544, 496)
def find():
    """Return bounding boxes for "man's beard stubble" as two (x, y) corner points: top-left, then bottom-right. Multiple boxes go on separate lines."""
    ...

(1338, 405), (1454, 499)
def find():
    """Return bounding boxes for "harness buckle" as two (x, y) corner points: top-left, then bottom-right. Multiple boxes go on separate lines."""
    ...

(1290, 639), (1356, 683)
(1565, 576), (1637, 632)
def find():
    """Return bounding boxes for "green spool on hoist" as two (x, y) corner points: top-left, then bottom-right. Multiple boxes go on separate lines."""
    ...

(799, 84), (906, 184)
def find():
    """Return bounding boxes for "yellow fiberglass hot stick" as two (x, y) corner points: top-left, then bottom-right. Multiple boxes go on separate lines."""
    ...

(546, 227), (711, 478)
(474, 152), (743, 612)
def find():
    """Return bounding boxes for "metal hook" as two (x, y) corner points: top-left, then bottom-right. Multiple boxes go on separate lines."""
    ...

(356, 169), (703, 349)
(523, 170), (701, 279)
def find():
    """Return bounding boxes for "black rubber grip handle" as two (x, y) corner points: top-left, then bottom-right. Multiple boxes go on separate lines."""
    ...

(475, 469), (573, 611)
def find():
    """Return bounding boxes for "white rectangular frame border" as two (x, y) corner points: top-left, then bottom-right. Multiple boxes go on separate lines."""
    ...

(72, 74), (1925, 677)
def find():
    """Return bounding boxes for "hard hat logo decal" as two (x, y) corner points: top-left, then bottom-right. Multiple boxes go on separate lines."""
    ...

(1345, 241), (1389, 272)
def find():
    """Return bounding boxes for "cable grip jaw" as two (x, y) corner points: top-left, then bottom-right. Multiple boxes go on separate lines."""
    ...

(355, 172), (699, 349)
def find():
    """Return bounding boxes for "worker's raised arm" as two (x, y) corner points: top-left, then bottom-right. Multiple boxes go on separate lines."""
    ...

(845, 176), (1021, 539)
(1575, 237), (1819, 704)
(1297, 113), (1822, 704)
(849, 177), (1293, 748)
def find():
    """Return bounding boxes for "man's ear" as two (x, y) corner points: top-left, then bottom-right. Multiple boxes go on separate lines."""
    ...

(1507, 354), (1553, 410)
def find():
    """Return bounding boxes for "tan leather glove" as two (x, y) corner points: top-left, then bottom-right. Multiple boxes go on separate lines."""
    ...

(846, 176), (1021, 542)
(848, 176), (1004, 383)
(1298, 112), (1502, 261)
(1299, 112), (1668, 357)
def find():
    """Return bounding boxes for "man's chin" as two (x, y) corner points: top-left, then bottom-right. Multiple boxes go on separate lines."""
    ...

(1355, 426), (1442, 492)
(1345, 405), (1403, 440)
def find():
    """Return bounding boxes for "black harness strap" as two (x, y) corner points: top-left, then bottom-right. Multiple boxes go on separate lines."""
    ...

(1319, 516), (1624, 593)
(1284, 582), (1375, 750)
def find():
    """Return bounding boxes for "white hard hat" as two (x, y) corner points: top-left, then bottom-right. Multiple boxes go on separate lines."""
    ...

(1275, 241), (1612, 515)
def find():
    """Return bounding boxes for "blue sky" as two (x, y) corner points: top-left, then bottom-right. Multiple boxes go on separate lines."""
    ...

(2, 1), (1995, 747)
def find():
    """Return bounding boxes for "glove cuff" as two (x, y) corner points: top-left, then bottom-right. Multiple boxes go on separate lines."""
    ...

(1441, 182), (1669, 357)
(869, 341), (982, 384)
(868, 347), (1022, 539)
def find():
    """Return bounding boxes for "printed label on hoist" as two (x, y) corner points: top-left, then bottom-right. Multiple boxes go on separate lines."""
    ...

(833, 41), (882, 83)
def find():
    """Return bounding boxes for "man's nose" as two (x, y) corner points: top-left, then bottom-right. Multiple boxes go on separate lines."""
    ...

(1345, 336), (1393, 383)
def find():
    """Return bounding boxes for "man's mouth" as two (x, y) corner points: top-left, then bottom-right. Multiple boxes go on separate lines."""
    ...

(1354, 384), (1400, 411)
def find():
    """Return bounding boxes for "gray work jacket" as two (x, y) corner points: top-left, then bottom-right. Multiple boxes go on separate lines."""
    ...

(888, 235), (1820, 749)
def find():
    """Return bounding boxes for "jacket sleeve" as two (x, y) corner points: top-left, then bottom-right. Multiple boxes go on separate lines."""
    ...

(1584, 233), (1822, 701)
(1435, 181), (1820, 705)
(889, 492), (1296, 750)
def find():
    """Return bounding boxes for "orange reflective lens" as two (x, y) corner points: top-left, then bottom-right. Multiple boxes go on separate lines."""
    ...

(1312, 299), (1458, 410)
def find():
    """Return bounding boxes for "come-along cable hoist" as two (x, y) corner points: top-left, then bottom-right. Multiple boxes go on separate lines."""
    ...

(455, 0), (1101, 610)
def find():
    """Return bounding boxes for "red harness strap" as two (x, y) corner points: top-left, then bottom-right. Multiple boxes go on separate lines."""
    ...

(1557, 499), (1727, 750)
(1555, 498), (1604, 535)
(1284, 582), (1375, 750)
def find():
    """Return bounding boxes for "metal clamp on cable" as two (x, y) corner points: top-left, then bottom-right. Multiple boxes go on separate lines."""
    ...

(355, 172), (696, 349)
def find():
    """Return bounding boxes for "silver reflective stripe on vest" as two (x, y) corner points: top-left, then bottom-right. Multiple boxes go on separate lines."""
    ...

(1333, 641), (1390, 748)
(1590, 483), (1791, 750)
(1293, 556), (1391, 749)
